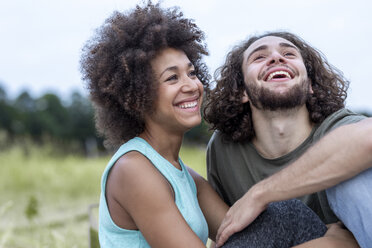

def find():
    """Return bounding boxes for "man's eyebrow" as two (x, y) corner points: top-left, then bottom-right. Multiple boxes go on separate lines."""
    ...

(246, 42), (300, 62)
(279, 42), (299, 51)
(246, 45), (268, 62)
(159, 62), (193, 78)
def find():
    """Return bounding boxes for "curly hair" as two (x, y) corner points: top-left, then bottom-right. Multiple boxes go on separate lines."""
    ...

(204, 31), (349, 142)
(80, 1), (209, 148)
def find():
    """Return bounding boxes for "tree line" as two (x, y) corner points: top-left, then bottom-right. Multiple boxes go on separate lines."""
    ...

(1, 83), (370, 156)
(0, 84), (212, 156)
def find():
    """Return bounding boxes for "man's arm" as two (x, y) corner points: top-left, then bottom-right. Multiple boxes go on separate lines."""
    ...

(215, 117), (372, 247)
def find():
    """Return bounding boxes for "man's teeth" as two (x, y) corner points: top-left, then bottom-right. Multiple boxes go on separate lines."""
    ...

(267, 71), (291, 81)
(178, 101), (197, 109)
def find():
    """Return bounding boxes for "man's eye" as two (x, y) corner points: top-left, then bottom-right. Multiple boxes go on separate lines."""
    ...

(166, 75), (178, 81)
(284, 52), (295, 57)
(253, 55), (264, 61)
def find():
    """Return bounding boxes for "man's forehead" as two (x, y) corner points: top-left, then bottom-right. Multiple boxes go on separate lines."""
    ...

(244, 36), (298, 57)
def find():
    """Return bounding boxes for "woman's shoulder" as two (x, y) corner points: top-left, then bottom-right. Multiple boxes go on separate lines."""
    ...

(109, 150), (162, 189)
(106, 149), (175, 216)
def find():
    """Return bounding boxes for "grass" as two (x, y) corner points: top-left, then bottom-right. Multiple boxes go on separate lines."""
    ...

(180, 145), (208, 178)
(0, 144), (207, 248)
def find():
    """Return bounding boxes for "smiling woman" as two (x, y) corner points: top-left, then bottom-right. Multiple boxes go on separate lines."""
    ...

(79, 2), (226, 247)
(148, 48), (204, 134)
(80, 3), (210, 150)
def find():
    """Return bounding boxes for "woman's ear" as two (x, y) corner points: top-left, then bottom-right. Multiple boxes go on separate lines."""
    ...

(241, 90), (249, 103)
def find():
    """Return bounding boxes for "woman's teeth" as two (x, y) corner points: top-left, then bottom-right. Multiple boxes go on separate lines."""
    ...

(178, 101), (197, 109)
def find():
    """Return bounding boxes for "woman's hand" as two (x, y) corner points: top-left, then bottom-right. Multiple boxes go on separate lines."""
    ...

(293, 222), (359, 248)
(324, 222), (359, 247)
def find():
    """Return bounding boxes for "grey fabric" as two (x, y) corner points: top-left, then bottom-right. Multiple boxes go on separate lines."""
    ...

(222, 199), (327, 248)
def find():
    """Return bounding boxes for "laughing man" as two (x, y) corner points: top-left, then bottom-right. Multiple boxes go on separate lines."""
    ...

(204, 31), (372, 248)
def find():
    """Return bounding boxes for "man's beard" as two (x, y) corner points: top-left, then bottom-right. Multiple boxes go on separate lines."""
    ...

(245, 79), (311, 111)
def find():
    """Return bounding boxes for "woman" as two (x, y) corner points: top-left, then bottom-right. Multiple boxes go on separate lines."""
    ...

(80, 2), (357, 248)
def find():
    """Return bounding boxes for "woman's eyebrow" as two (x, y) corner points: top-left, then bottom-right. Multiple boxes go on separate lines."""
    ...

(159, 62), (193, 77)
(160, 66), (178, 78)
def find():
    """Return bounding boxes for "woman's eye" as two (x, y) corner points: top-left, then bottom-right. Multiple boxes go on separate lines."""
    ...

(166, 75), (178, 81)
(189, 70), (197, 77)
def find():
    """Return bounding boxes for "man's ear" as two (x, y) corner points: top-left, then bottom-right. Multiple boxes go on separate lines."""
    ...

(309, 80), (314, 94)
(242, 91), (249, 103)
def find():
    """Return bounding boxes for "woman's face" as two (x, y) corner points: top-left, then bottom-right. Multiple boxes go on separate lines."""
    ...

(146, 48), (204, 134)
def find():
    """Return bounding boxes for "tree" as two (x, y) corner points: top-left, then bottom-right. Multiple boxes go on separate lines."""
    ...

(0, 85), (17, 142)
(66, 92), (99, 155)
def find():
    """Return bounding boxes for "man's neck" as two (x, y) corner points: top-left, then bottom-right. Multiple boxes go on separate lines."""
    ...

(251, 105), (313, 159)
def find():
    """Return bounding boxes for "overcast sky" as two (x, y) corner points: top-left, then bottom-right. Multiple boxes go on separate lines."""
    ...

(0, 0), (371, 112)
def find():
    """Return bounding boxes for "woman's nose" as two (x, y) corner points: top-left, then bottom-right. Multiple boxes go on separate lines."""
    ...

(182, 77), (200, 92)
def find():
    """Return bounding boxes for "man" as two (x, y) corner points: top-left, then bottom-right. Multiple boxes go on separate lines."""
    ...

(204, 31), (372, 248)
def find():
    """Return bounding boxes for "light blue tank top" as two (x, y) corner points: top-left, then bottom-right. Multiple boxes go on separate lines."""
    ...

(99, 137), (209, 247)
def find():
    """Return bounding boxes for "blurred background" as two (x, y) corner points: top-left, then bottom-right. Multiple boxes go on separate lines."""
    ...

(0, 0), (371, 247)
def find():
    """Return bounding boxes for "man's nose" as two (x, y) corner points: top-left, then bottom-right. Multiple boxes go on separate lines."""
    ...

(267, 52), (285, 65)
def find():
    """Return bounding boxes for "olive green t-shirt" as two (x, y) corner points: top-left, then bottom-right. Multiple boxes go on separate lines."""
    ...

(206, 108), (366, 224)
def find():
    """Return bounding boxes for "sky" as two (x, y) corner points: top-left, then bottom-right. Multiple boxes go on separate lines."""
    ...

(0, 0), (371, 112)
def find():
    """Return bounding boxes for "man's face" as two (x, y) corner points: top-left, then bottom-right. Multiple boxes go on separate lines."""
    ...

(241, 36), (312, 111)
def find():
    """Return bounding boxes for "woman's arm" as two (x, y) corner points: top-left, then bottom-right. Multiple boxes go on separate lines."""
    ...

(187, 167), (229, 241)
(107, 152), (207, 248)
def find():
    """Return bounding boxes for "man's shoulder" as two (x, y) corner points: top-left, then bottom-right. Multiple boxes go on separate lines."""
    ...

(208, 131), (250, 150)
(208, 131), (224, 149)
(321, 108), (365, 126)
(208, 131), (223, 145)
(315, 108), (367, 137)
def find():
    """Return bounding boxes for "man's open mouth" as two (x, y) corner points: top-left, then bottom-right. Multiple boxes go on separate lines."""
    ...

(264, 69), (294, 81)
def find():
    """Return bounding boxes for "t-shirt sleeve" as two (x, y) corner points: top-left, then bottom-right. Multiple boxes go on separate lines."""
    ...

(206, 132), (231, 205)
(313, 108), (367, 140)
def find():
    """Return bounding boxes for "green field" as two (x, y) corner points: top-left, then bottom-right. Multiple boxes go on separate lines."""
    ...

(0, 145), (207, 248)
